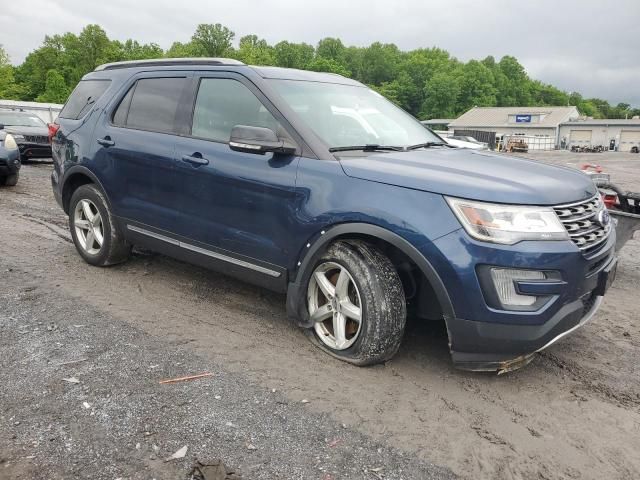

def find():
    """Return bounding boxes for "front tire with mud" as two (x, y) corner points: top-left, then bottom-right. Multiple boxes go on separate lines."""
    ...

(69, 184), (131, 266)
(305, 240), (406, 366)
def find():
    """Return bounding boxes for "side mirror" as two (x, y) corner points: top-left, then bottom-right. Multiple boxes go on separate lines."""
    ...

(229, 125), (296, 155)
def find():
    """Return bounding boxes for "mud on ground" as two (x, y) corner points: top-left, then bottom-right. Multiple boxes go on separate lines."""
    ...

(1, 152), (639, 480)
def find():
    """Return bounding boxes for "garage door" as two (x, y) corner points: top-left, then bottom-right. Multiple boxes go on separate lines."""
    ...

(619, 130), (640, 152)
(569, 130), (592, 144)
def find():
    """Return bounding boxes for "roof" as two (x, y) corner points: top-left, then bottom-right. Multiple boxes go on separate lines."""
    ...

(251, 66), (363, 86)
(95, 58), (245, 71)
(449, 106), (580, 128)
(561, 119), (640, 126)
(420, 119), (454, 125)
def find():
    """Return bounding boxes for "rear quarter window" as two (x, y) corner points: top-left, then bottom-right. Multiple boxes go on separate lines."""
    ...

(59, 80), (111, 120)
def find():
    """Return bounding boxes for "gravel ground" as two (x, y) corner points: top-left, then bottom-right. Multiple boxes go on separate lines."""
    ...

(1, 152), (639, 480)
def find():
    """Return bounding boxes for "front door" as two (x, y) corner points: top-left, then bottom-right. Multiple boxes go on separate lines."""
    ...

(172, 74), (301, 268)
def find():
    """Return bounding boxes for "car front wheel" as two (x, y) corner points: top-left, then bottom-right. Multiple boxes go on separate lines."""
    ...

(305, 240), (406, 366)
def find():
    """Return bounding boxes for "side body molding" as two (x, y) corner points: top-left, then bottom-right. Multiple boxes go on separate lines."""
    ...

(286, 223), (456, 328)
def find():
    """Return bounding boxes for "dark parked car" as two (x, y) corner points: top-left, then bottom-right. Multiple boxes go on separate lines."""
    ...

(51, 59), (617, 372)
(0, 110), (52, 159)
(0, 130), (21, 186)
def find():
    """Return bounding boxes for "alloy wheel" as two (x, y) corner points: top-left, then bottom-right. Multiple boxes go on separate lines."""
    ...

(307, 262), (363, 350)
(73, 199), (104, 255)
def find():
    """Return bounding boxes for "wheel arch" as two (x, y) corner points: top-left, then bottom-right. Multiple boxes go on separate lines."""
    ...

(287, 223), (456, 330)
(61, 166), (110, 214)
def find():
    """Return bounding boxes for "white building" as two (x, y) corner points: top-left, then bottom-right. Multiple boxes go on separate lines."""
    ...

(448, 106), (580, 150)
(558, 119), (640, 152)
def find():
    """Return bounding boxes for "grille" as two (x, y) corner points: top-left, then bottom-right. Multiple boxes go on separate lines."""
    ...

(23, 135), (48, 144)
(554, 195), (611, 253)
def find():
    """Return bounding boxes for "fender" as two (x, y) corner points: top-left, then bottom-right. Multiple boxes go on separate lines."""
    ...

(286, 223), (456, 328)
(61, 165), (112, 214)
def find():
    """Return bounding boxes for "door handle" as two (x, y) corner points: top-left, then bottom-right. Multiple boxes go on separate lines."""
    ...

(97, 137), (115, 147)
(181, 154), (209, 166)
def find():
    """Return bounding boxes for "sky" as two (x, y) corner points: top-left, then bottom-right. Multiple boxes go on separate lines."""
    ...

(1, 0), (639, 107)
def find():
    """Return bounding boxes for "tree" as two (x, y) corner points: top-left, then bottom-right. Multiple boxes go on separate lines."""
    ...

(273, 41), (314, 69)
(456, 60), (497, 111)
(306, 57), (350, 77)
(191, 23), (234, 57)
(234, 35), (275, 65)
(422, 71), (461, 119)
(3, 23), (636, 119)
(316, 38), (346, 63)
(35, 69), (69, 103)
(0, 45), (25, 99)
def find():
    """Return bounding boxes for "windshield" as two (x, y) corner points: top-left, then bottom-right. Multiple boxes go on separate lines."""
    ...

(0, 112), (46, 127)
(269, 80), (441, 149)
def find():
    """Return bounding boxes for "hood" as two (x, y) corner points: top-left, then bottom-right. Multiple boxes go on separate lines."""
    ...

(339, 148), (596, 205)
(2, 125), (49, 136)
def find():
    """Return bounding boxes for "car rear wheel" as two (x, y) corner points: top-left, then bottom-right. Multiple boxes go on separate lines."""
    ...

(69, 184), (131, 266)
(305, 240), (406, 366)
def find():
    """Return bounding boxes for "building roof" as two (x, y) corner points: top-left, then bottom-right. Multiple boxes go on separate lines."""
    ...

(561, 119), (640, 126)
(449, 106), (579, 129)
(420, 119), (454, 126)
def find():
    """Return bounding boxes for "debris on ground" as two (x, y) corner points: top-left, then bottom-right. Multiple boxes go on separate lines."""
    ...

(165, 445), (188, 462)
(159, 372), (213, 384)
(62, 377), (80, 384)
(189, 459), (242, 480)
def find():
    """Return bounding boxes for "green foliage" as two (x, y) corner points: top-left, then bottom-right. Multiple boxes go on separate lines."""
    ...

(2, 24), (638, 118)
(0, 45), (22, 99)
(191, 23), (235, 57)
(36, 69), (70, 103)
(234, 35), (275, 65)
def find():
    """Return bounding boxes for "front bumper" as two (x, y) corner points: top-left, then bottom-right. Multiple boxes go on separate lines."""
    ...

(428, 227), (617, 373)
(0, 148), (21, 175)
(18, 142), (52, 159)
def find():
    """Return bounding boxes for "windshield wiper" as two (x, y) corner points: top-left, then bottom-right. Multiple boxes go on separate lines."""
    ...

(329, 144), (405, 153)
(406, 142), (448, 150)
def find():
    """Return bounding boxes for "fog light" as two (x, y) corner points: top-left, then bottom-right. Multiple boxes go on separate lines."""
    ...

(490, 268), (545, 307)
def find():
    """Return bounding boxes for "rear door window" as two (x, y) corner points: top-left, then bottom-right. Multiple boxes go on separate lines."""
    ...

(124, 77), (188, 134)
(59, 79), (111, 120)
(191, 78), (280, 143)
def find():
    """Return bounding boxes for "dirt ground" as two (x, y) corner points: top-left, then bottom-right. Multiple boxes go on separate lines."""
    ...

(1, 151), (639, 480)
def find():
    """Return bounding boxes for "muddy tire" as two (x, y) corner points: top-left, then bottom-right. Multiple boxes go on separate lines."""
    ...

(69, 184), (131, 266)
(0, 173), (18, 186)
(305, 240), (406, 366)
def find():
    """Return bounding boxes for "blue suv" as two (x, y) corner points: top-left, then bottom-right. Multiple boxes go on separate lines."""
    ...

(51, 58), (617, 372)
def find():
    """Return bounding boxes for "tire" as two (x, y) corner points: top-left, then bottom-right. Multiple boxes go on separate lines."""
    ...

(304, 240), (406, 366)
(0, 172), (18, 186)
(69, 184), (131, 266)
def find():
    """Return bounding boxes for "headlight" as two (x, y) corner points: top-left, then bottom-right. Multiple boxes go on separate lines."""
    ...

(4, 134), (18, 150)
(446, 197), (568, 244)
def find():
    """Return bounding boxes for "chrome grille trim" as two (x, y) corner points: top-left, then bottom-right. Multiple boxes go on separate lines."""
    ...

(23, 135), (49, 144)
(553, 195), (612, 252)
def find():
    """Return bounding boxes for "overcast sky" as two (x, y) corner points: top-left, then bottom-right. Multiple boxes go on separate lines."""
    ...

(2, 0), (639, 106)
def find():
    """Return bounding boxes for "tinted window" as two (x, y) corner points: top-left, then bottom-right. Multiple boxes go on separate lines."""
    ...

(60, 80), (111, 120)
(192, 78), (280, 142)
(126, 78), (187, 134)
(112, 86), (134, 126)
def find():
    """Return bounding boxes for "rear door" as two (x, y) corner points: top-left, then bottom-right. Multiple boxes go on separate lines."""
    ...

(91, 73), (191, 231)
(171, 72), (301, 268)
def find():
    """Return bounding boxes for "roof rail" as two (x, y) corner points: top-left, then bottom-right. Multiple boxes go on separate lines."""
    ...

(95, 58), (245, 71)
